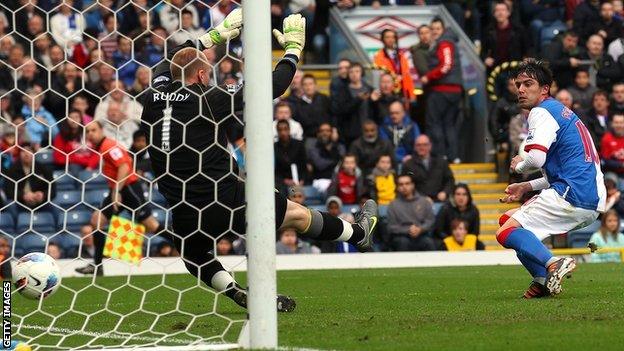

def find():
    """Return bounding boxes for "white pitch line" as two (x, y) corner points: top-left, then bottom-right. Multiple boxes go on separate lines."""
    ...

(16, 324), (198, 344)
(16, 325), (332, 351)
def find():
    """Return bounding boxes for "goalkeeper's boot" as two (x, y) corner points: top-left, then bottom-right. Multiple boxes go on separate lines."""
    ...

(522, 281), (548, 299)
(354, 199), (378, 252)
(545, 257), (576, 296)
(75, 264), (104, 276)
(226, 284), (296, 312)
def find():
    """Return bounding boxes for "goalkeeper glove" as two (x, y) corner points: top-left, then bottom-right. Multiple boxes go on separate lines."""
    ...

(272, 13), (306, 59)
(199, 8), (243, 49)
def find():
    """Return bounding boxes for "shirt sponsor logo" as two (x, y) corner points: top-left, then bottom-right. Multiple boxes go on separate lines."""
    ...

(153, 76), (169, 84)
(527, 129), (535, 141)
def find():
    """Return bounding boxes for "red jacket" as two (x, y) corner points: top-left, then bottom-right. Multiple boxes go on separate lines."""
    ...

(601, 131), (624, 174)
(426, 40), (462, 93)
(52, 134), (100, 169)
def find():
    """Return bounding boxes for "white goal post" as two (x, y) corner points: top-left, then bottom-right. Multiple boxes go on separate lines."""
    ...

(242, 0), (278, 349)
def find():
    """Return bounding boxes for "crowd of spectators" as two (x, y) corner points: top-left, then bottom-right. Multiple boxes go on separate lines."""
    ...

(3, 0), (624, 258)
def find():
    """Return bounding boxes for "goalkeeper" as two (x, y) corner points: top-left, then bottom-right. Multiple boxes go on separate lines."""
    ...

(140, 10), (378, 312)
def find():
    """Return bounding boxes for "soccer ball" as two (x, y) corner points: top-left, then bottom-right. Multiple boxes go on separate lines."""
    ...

(13, 252), (61, 300)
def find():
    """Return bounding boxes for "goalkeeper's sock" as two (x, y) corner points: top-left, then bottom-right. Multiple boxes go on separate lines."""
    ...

(498, 227), (552, 267)
(516, 252), (547, 281)
(301, 210), (364, 244)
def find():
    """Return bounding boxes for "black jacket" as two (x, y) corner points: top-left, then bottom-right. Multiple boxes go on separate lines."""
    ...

(543, 39), (586, 89)
(291, 93), (332, 138)
(580, 53), (621, 91)
(580, 109), (609, 152)
(2, 161), (56, 209)
(402, 156), (455, 201)
(482, 22), (530, 66)
(434, 202), (480, 239)
(348, 136), (395, 176)
(274, 139), (309, 184)
(573, 1), (602, 42)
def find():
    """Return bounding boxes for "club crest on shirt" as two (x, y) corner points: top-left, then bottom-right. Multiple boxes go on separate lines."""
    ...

(527, 129), (535, 141)
(561, 106), (573, 119)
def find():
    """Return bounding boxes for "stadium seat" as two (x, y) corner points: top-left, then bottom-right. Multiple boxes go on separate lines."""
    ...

(51, 231), (81, 258)
(432, 202), (443, 216)
(378, 205), (388, 218)
(540, 21), (566, 50)
(0, 212), (15, 235)
(85, 189), (109, 207)
(52, 190), (82, 210)
(567, 220), (600, 248)
(53, 171), (78, 191)
(16, 211), (57, 235)
(34, 149), (54, 166)
(147, 190), (167, 206)
(343, 204), (360, 214)
(151, 208), (168, 227)
(303, 186), (324, 205)
(14, 232), (47, 255)
(78, 170), (109, 191)
(59, 210), (92, 233)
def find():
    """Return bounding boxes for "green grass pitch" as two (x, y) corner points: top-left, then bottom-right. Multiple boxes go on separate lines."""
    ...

(10, 263), (624, 350)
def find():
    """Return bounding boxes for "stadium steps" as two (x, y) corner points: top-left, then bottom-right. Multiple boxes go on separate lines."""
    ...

(468, 183), (508, 193)
(476, 203), (517, 214)
(454, 172), (498, 184)
(449, 163), (495, 174)
(451, 163), (516, 243)
(479, 224), (500, 235)
(472, 193), (504, 204)
(478, 234), (501, 248)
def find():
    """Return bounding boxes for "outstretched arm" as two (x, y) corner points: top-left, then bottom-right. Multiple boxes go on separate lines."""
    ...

(151, 9), (243, 86)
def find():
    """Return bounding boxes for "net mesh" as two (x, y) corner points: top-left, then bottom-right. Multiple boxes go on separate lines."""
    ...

(0, 0), (247, 349)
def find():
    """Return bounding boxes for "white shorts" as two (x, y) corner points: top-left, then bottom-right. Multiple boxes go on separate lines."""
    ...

(511, 188), (599, 241)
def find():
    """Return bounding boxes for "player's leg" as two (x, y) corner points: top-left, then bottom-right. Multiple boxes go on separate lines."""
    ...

(76, 209), (109, 275)
(496, 216), (557, 271)
(280, 197), (378, 252)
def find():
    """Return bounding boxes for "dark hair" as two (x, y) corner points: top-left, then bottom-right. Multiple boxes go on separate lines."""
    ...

(453, 183), (473, 208)
(350, 62), (364, 71)
(380, 28), (398, 47)
(564, 30), (579, 38)
(181, 9), (193, 16)
(417, 24), (429, 34)
(450, 218), (469, 232)
(302, 74), (316, 83)
(397, 173), (414, 184)
(493, 0), (510, 11)
(103, 13), (115, 24)
(343, 153), (357, 163)
(276, 119), (290, 129)
(133, 129), (148, 140)
(431, 17), (445, 27)
(376, 153), (392, 163)
(593, 89), (609, 101)
(61, 109), (84, 140)
(512, 58), (554, 88)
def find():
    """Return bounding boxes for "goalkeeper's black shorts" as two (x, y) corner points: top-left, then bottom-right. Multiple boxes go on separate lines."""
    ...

(170, 181), (288, 241)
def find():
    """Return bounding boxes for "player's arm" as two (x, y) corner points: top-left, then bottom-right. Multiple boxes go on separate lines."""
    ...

(207, 14), (305, 120)
(512, 107), (559, 174)
(528, 177), (550, 191)
(151, 9), (242, 85)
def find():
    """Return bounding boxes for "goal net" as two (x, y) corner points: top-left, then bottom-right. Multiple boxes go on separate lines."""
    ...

(0, 0), (274, 349)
